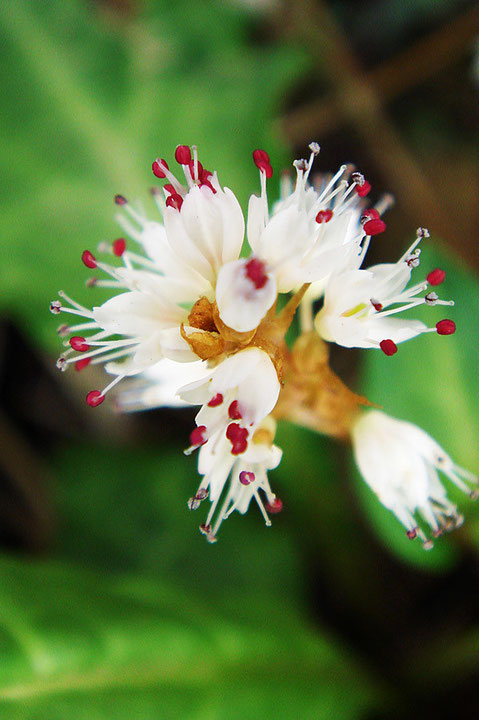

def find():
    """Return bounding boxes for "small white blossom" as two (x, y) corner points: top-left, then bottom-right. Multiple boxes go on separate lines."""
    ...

(352, 410), (478, 547)
(247, 147), (378, 294)
(315, 230), (455, 354)
(187, 416), (283, 542)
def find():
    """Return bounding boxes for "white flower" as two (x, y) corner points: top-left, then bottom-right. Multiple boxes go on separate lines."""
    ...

(187, 416), (283, 542)
(179, 346), (281, 453)
(50, 140), (472, 545)
(50, 145), (246, 405)
(315, 229), (456, 353)
(247, 145), (377, 293)
(177, 347), (282, 540)
(351, 410), (478, 548)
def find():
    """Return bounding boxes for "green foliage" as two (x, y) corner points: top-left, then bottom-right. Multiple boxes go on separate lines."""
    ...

(0, 557), (381, 718)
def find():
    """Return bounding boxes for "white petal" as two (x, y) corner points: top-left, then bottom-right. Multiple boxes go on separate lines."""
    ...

(93, 291), (185, 336)
(216, 258), (277, 332)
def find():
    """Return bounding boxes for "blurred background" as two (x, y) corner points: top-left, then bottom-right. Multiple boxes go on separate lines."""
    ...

(0, 0), (478, 717)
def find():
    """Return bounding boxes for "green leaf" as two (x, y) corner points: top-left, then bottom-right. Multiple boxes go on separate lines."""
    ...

(50, 437), (303, 608)
(0, 557), (384, 719)
(356, 243), (479, 568)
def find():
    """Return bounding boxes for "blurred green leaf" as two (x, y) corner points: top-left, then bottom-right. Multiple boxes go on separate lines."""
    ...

(0, 556), (383, 719)
(356, 243), (479, 568)
(0, 0), (305, 350)
(50, 436), (303, 609)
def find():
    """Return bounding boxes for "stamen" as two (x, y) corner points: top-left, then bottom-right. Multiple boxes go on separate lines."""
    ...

(112, 238), (126, 257)
(416, 227), (430, 238)
(187, 488), (209, 511)
(244, 257), (268, 289)
(363, 218), (386, 236)
(253, 149), (273, 178)
(70, 336), (90, 352)
(265, 497), (283, 513)
(184, 425), (208, 455)
(114, 194), (127, 206)
(316, 165), (347, 205)
(165, 193), (183, 211)
(315, 209), (333, 224)
(239, 471), (255, 485)
(436, 319), (456, 335)
(86, 390), (105, 407)
(225, 423), (249, 455)
(175, 145), (191, 165)
(50, 301), (62, 314)
(81, 250), (97, 269)
(228, 401), (242, 420)
(56, 356), (67, 372)
(351, 172), (371, 197)
(427, 268), (446, 286)
(379, 339), (398, 356)
(75, 357), (91, 371)
(152, 158), (169, 178)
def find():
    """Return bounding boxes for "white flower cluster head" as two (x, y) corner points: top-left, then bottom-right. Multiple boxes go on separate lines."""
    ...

(51, 143), (477, 547)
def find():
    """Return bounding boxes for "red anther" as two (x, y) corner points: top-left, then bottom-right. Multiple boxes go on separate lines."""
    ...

(163, 183), (176, 194)
(427, 268), (446, 286)
(190, 425), (208, 447)
(371, 299), (383, 312)
(380, 339), (398, 356)
(361, 207), (380, 221)
(363, 218), (386, 236)
(315, 209), (333, 223)
(253, 149), (273, 178)
(114, 194), (127, 205)
(165, 193), (183, 211)
(262, 163), (273, 178)
(188, 159), (203, 178)
(200, 178), (216, 193)
(228, 400), (242, 420)
(75, 357), (91, 371)
(200, 169), (212, 181)
(239, 471), (255, 486)
(86, 390), (105, 407)
(406, 528), (417, 540)
(226, 423), (249, 455)
(265, 498), (283, 514)
(199, 523), (212, 535)
(70, 336), (90, 352)
(352, 175), (371, 197)
(207, 393), (224, 408)
(244, 257), (268, 290)
(436, 319), (456, 335)
(152, 158), (169, 178)
(253, 149), (270, 165)
(175, 145), (191, 164)
(112, 238), (126, 256)
(81, 250), (97, 269)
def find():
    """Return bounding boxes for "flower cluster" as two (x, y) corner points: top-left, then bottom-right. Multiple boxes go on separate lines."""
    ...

(51, 142), (477, 547)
